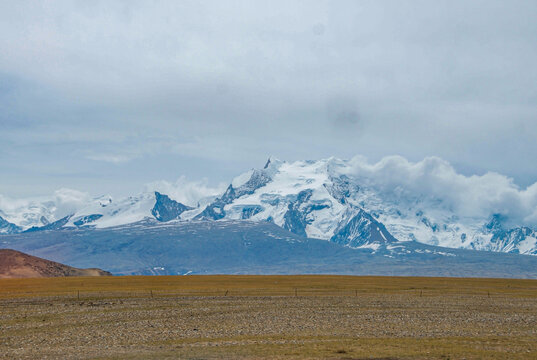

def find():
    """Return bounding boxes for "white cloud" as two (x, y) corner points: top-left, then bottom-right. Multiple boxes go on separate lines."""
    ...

(53, 188), (92, 217)
(346, 155), (537, 228)
(0, 188), (91, 226)
(86, 154), (133, 164)
(145, 176), (226, 207)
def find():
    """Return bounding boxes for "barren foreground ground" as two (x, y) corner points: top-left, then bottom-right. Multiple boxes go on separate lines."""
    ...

(1, 276), (536, 359)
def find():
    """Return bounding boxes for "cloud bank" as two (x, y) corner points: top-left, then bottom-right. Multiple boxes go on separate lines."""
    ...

(145, 177), (226, 208)
(0, 1), (536, 197)
(346, 155), (537, 228)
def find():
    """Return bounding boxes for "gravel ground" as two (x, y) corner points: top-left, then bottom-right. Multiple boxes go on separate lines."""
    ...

(1, 293), (536, 359)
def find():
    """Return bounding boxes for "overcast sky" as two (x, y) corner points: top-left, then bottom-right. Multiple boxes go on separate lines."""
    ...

(1, 0), (537, 198)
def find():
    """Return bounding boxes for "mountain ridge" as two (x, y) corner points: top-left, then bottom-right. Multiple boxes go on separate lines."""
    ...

(1, 156), (536, 256)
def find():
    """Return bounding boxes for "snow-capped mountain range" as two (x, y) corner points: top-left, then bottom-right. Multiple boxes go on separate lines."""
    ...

(1, 156), (536, 256)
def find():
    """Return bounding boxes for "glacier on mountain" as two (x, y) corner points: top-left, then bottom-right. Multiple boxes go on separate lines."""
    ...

(1, 156), (536, 255)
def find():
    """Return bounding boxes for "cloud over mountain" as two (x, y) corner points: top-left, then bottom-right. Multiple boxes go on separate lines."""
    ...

(346, 156), (537, 227)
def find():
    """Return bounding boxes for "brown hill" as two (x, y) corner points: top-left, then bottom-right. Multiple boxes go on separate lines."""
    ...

(0, 249), (112, 278)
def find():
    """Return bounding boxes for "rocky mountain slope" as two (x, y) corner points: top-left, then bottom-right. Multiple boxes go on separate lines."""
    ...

(0, 249), (112, 278)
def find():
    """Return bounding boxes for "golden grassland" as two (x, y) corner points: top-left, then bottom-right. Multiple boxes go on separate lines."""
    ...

(1, 275), (537, 359)
(1, 274), (537, 298)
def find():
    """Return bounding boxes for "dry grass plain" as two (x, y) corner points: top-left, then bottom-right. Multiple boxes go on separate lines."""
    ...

(1, 275), (537, 359)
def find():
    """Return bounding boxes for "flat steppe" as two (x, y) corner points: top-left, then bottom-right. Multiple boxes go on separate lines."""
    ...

(1, 275), (536, 359)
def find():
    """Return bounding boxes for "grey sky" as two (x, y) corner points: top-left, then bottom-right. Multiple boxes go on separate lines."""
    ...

(1, 0), (537, 197)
